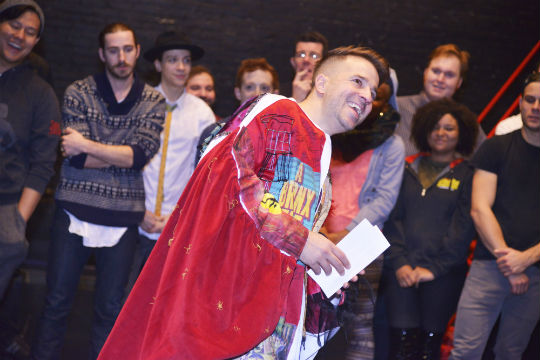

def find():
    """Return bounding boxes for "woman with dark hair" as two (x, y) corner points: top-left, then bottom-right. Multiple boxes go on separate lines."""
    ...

(382, 98), (478, 360)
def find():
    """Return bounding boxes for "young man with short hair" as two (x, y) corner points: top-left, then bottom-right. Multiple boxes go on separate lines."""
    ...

(31, 23), (165, 359)
(100, 45), (389, 360)
(289, 30), (328, 102)
(451, 72), (540, 360)
(195, 57), (279, 163)
(186, 64), (217, 107)
(234, 57), (279, 104)
(395, 44), (485, 156)
(0, 0), (60, 300)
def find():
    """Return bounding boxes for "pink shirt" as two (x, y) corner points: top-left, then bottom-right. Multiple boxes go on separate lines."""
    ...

(325, 149), (374, 233)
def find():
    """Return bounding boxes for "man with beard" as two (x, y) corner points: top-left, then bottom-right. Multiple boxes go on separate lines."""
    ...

(99, 45), (388, 360)
(451, 72), (540, 359)
(31, 23), (165, 360)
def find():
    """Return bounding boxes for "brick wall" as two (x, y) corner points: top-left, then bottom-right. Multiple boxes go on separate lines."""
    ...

(35, 0), (539, 132)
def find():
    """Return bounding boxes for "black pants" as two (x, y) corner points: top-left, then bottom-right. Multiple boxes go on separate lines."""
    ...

(382, 265), (467, 333)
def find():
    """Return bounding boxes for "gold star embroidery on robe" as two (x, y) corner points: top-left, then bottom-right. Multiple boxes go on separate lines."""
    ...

(217, 301), (224, 310)
(150, 296), (156, 305)
(168, 238), (174, 247)
(233, 325), (240, 332)
(184, 244), (192, 254)
(182, 268), (189, 279)
(284, 266), (292, 275)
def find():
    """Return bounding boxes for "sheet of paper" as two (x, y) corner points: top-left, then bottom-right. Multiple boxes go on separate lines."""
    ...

(307, 219), (390, 298)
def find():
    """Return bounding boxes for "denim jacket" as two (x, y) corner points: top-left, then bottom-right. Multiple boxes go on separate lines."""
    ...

(345, 134), (405, 231)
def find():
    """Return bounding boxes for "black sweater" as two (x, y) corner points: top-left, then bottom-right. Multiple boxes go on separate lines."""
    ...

(0, 62), (61, 204)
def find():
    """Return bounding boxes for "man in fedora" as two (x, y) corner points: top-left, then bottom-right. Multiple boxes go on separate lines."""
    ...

(31, 23), (165, 359)
(125, 31), (215, 285)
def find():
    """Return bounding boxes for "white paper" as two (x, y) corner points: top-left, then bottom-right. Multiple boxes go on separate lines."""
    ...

(307, 219), (390, 297)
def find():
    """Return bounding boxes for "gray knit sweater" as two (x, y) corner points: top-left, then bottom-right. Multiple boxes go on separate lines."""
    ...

(55, 73), (165, 226)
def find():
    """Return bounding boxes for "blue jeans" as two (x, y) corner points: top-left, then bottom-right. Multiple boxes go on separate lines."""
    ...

(31, 207), (137, 360)
(450, 260), (540, 360)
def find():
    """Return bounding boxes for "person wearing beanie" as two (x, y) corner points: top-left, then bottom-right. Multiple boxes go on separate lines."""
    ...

(0, 0), (60, 301)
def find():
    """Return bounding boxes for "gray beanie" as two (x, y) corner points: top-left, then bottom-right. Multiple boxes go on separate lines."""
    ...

(0, 0), (44, 35)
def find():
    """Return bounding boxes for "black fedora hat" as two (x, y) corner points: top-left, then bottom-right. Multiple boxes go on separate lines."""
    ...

(144, 31), (204, 62)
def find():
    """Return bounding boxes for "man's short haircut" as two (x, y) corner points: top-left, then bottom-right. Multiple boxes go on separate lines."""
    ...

(428, 43), (470, 79)
(411, 98), (478, 156)
(188, 65), (215, 84)
(294, 31), (329, 56)
(0, 4), (43, 36)
(522, 71), (540, 95)
(98, 23), (137, 49)
(312, 45), (390, 88)
(235, 57), (279, 92)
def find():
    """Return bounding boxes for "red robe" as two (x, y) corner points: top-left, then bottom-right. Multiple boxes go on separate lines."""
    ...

(99, 95), (330, 359)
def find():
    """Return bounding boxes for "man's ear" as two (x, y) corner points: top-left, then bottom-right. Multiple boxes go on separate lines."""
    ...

(153, 59), (162, 73)
(98, 48), (105, 63)
(234, 87), (242, 101)
(135, 44), (141, 59)
(273, 88), (280, 95)
(456, 76), (463, 89)
(314, 73), (328, 95)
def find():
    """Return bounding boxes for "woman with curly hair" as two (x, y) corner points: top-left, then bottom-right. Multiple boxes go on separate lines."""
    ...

(381, 98), (478, 360)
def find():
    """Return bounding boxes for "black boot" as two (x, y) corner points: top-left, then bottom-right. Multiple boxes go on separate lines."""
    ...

(389, 327), (419, 360)
(419, 330), (443, 360)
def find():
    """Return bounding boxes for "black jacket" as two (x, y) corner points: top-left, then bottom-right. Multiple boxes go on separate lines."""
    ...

(383, 154), (476, 277)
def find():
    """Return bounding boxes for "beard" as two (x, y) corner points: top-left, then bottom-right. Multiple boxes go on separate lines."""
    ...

(105, 61), (134, 80)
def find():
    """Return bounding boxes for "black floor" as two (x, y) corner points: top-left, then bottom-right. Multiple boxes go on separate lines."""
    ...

(1, 196), (539, 360)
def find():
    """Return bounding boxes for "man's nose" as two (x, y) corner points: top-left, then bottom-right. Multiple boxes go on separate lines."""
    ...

(12, 27), (25, 40)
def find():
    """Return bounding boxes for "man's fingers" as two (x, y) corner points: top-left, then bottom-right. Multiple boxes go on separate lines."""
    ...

(493, 248), (509, 257)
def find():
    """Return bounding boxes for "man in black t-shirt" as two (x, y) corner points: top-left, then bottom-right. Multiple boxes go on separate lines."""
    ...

(451, 72), (540, 360)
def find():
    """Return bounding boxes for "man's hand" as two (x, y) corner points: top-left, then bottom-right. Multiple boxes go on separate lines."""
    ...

(395, 264), (416, 288)
(292, 68), (313, 102)
(494, 248), (530, 276)
(62, 127), (88, 156)
(300, 231), (350, 276)
(508, 273), (529, 295)
(140, 210), (169, 233)
(413, 266), (435, 286)
(325, 229), (349, 245)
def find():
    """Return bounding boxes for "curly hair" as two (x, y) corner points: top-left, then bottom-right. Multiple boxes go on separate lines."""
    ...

(411, 98), (478, 156)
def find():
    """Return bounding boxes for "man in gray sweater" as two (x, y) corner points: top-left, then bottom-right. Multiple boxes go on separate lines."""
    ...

(31, 23), (165, 360)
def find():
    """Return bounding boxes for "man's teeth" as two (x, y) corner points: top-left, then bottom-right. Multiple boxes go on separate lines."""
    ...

(348, 102), (364, 116)
(8, 42), (21, 50)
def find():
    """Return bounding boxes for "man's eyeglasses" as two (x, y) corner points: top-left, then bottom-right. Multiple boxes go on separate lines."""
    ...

(295, 51), (322, 61)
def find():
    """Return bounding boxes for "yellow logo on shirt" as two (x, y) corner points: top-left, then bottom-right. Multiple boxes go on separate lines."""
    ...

(436, 178), (460, 191)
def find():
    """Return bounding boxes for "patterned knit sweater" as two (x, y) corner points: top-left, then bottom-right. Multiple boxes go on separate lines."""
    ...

(55, 73), (165, 226)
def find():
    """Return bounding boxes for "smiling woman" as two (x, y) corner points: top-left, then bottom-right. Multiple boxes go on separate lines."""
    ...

(381, 98), (478, 359)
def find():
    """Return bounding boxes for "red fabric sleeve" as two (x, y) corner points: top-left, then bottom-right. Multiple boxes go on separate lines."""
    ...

(232, 125), (309, 259)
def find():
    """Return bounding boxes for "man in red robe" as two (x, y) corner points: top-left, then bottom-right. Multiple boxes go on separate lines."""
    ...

(99, 46), (388, 360)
